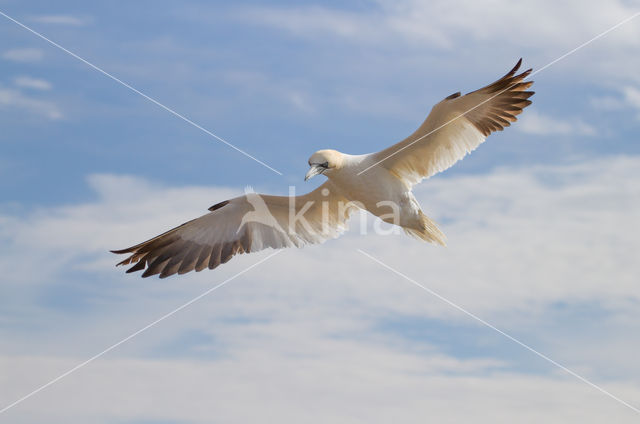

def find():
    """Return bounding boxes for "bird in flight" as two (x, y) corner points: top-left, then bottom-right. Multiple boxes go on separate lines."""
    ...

(113, 59), (534, 278)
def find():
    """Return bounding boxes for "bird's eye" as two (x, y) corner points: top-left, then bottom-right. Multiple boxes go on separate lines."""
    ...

(321, 161), (329, 168)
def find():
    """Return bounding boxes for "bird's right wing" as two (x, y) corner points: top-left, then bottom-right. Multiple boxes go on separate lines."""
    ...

(112, 182), (353, 278)
(371, 59), (534, 187)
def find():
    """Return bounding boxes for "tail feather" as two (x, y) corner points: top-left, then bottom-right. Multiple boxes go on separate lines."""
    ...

(403, 212), (447, 246)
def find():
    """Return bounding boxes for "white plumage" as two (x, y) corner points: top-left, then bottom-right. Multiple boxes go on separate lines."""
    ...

(113, 59), (534, 278)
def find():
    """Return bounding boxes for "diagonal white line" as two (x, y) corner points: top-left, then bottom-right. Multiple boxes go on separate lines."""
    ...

(0, 250), (281, 415)
(357, 248), (640, 415)
(357, 11), (640, 176)
(0, 9), (283, 176)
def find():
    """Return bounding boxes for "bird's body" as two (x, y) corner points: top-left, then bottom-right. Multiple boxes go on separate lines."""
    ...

(320, 154), (431, 236)
(113, 59), (534, 278)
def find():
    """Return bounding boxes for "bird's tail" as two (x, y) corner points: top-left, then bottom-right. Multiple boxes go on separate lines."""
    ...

(403, 211), (447, 246)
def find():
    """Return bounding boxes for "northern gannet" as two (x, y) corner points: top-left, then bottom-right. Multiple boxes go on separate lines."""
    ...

(113, 59), (534, 278)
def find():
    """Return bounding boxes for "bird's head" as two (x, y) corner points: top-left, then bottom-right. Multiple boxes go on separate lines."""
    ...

(305, 149), (344, 181)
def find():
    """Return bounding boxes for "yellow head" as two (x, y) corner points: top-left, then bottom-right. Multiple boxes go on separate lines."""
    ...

(305, 149), (344, 181)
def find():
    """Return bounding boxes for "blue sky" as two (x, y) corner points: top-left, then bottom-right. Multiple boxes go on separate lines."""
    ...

(1, 1), (640, 423)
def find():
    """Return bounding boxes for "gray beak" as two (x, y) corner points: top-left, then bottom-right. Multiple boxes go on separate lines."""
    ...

(305, 164), (325, 181)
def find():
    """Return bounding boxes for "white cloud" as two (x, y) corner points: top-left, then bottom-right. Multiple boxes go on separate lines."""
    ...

(200, 0), (639, 127)
(221, 69), (317, 114)
(2, 157), (640, 422)
(0, 85), (62, 119)
(13, 76), (52, 91)
(1, 353), (637, 424)
(592, 86), (640, 111)
(242, 6), (395, 45)
(2, 48), (44, 63)
(517, 110), (596, 136)
(622, 86), (640, 109)
(237, 0), (640, 86)
(240, 1), (640, 50)
(3, 157), (640, 318)
(590, 95), (626, 110)
(0, 87), (62, 120)
(30, 15), (89, 26)
(590, 85), (640, 120)
(285, 90), (315, 113)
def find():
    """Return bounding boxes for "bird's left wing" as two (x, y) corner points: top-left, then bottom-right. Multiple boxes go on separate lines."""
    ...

(112, 182), (353, 278)
(371, 59), (534, 187)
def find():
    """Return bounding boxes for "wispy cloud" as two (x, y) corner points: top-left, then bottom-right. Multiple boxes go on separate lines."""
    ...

(623, 86), (640, 109)
(222, 69), (317, 114)
(2, 156), (640, 422)
(0, 85), (62, 119)
(3, 156), (640, 316)
(517, 110), (596, 136)
(613, 86), (640, 120)
(2, 48), (44, 63)
(242, 6), (396, 45)
(236, 0), (640, 88)
(13, 76), (52, 91)
(590, 95), (626, 110)
(239, 1), (640, 51)
(29, 14), (89, 26)
(3, 352), (634, 424)
(591, 86), (640, 112)
(1, 2), (640, 419)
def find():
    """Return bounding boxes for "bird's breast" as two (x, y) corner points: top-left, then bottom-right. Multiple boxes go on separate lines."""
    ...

(329, 166), (415, 219)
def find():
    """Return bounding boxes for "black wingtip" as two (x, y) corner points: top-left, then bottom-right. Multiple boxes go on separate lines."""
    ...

(509, 58), (523, 75)
(445, 91), (461, 100)
(208, 200), (230, 212)
(141, 268), (156, 278)
(125, 260), (146, 273)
